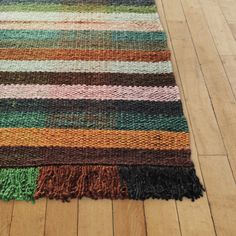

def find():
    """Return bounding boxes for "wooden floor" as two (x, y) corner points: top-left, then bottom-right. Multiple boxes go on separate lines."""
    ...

(1, 0), (236, 235)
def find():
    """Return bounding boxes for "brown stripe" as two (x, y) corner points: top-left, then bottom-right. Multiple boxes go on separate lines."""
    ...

(0, 146), (191, 167)
(0, 71), (176, 86)
(0, 48), (170, 62)
(35, 165), (128, 201)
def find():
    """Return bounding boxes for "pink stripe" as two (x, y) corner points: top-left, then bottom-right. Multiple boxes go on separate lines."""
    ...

(0, 84), (180, 102)
(0, 21), (162, 32)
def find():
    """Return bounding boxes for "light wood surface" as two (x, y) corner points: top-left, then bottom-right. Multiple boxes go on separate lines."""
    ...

(0, 0), (236, 235)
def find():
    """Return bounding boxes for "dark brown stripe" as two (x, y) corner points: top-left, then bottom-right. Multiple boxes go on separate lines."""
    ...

(0, 146), (191, 167)
(0, 72), (176, 87)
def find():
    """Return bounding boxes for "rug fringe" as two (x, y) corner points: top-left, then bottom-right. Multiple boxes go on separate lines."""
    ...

(119, 166), (204, 201)
(34, 165), (128, 201)
(34, 165), (204, 201)
(0, 167), (39, 201)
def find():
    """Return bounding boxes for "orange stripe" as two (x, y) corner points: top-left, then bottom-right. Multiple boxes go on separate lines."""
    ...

(0, 128), (190, 150)
(0, 49), (171, 62)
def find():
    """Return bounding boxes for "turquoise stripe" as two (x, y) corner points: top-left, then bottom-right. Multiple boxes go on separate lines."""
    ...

(0, 30), (167, 50)
(112, 31), (167, 41)
(0, 112), (188, 132)
(0, 30), (62, 40)
(0, 30), (167, 42)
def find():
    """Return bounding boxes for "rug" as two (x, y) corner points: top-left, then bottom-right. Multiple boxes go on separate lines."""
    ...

(0, 0), (204, 202)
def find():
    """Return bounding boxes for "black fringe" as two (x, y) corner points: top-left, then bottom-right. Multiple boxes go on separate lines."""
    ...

(119, 166), (204, 201)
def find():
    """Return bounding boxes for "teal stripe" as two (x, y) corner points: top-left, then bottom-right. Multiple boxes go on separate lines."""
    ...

(112, 31), (167, 41)
(0, 167), (39, 201)
(0, 30), (167, 42)
(0, 112), (188, 132)
(0, 30), (167, 50)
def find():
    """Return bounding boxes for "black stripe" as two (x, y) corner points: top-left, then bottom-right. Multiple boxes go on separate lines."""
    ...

(0, 99), (184, 116)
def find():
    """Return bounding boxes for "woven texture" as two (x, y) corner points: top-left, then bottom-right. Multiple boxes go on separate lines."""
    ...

(0, 0), (204, 201)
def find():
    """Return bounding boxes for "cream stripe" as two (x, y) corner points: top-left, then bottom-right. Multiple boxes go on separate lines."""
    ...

(0, 60), (173, 74)
(0, 12), (160, 22)
(0, 21), (163, 32)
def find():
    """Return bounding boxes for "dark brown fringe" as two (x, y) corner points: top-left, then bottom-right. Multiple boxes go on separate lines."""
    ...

(34, 165), (128, 201)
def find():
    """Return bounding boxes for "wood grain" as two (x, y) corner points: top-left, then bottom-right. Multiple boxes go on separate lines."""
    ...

(113, 200), (146, 236)
(78, 199), (113, 236)
(10, 199), (46, 236)
(45, 199), (77, 236)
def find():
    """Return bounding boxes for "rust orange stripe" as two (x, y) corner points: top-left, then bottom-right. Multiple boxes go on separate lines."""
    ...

(0, 128), (190, 150)
(0, 49), (171, 62)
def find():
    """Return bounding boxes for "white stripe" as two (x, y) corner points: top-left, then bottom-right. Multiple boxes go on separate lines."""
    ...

(0, 60), (173, 74)
(0, 12), (160, 22)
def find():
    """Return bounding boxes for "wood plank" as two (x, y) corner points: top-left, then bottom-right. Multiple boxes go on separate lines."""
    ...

(0, 201), (13, 236)
(78, 199), (113, 236)
(10, 199), (46, 236)
(228, 23), (236, 40)
(209, 100), (236, 178)
(113, 200), (146, 236)
(45, 199), (77, 236)
(200, 156), (236, 236)
(217, 0), (236, 22)
(145, 200), (181, 236)
(221, 55), (236, 94)
(198, 0), (236, 55)
(161, 0), (226, 156)
(177, 197), (216, 236)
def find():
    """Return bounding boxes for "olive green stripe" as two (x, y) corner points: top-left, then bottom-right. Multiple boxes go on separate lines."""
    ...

(0, 39), (167, 50)
(0, 4), (157, 13)
(0, 112), (189, 132)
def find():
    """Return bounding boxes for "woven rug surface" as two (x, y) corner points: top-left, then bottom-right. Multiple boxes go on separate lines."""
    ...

(0, 0), (204, 201)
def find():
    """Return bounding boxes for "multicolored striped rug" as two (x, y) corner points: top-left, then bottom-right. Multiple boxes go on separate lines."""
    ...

(0, 0), (204, 202)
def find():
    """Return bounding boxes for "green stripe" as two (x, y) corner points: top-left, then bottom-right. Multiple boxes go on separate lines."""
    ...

(0, 39), (167, 50)
(0, 112), (189, 132)
(0, 167), (39, 201)
(0, 4), (157, 13)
